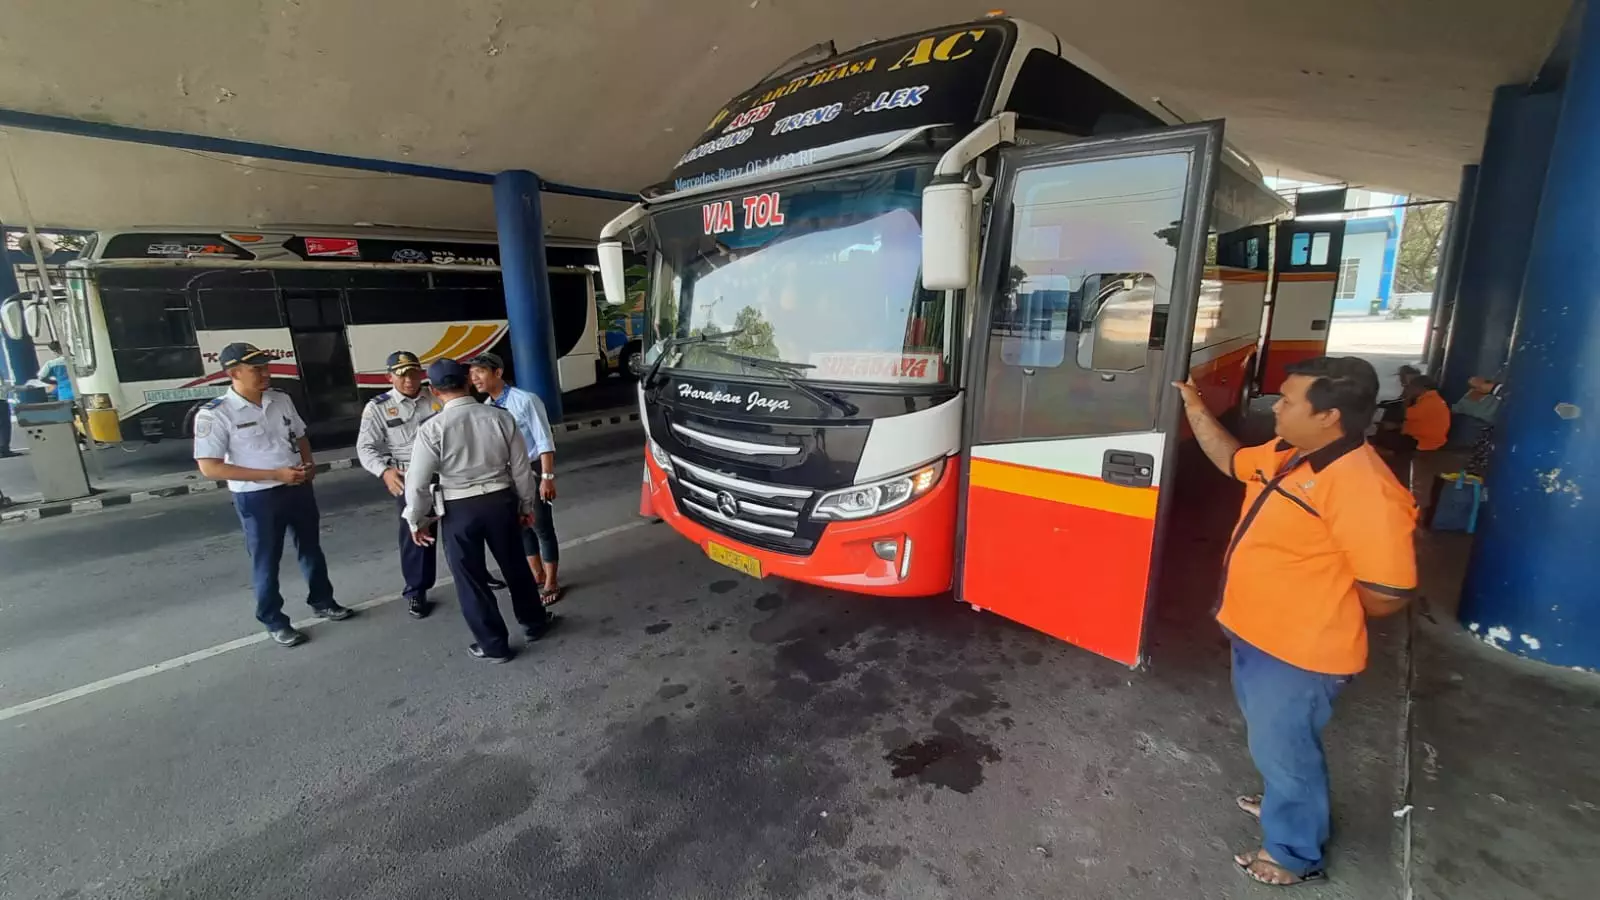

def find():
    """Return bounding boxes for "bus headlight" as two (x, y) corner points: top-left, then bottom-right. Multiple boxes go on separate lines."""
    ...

(812, 458), (945, 521)
(84, 393), (114, 410)
(649, 439), (674, 474)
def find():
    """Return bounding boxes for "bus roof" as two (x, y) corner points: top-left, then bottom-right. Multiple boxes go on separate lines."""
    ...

(72, 226), (597, 271)
(649, 16), (1287, 227)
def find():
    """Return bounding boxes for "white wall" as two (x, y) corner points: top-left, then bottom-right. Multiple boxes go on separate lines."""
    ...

(1335, 230), (1390, 315)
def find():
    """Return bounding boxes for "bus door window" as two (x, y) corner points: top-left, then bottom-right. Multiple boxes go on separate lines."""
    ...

(63, 270), (97, 376)
(980, 152), (1190, 442)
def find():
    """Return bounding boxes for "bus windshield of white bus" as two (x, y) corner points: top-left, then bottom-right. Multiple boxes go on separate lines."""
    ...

(647, 163), (951, 388)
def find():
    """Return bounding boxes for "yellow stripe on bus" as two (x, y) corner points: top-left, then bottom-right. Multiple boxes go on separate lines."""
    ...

(421, 325), (470, 362)
(420, 324), (499, 363)
(969, 457), (1158, 520)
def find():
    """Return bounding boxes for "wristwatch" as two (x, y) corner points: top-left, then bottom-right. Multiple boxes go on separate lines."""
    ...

(541, 473), (556, 481)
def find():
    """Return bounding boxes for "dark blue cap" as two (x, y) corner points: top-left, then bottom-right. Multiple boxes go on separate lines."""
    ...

(386, 350), (423, 374)
(426, 358), (469, 389)
(219, 342), (270, 369)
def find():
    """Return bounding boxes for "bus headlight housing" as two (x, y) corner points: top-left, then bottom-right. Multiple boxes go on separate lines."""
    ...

(812, 458), (945, 521)
(84, 392), (114, 410)
(649, 439), (674, 474)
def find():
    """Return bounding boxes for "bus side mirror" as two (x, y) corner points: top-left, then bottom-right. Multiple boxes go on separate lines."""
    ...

(23, 302), (53, 342)
(628, 353), (647, 377)
(922, 181), (973, 291)
(597, 241), (627, 307)
(0, 299), (24, 341)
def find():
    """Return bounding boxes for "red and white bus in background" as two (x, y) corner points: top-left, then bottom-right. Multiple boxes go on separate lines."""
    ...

(600, 16), (1296, 665)
(46, 227), (600, 444)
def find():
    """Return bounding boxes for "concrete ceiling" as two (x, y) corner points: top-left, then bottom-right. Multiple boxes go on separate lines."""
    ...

(0, 0), (1572, 240)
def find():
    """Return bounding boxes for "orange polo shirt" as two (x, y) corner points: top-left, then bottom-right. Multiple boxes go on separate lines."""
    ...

(1218, 437), (1419, 675)
(1403, 389), (1451, 451)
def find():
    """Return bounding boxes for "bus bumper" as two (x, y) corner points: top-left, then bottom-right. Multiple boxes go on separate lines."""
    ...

(642, 451), (956, 597)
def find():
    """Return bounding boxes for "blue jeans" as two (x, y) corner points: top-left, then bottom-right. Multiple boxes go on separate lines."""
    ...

(1231, 636), (1352, 876)
(233, 484), (336, 631)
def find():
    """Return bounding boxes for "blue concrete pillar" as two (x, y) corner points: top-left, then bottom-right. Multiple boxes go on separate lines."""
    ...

(1375, 205), (1402, 310)
(1437, 85), (1562, 401)
(492, 170), (562, 422)
(1459, 3), (1600, 669)
(1425, 165), (1478, 374)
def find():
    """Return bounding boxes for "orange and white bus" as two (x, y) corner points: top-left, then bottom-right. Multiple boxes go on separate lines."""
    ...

(600, 16), (1293, 665)
(44, 227), (601, 444)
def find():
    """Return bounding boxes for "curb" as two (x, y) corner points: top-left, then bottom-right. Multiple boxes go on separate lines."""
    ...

(0, 410), (641, 527)
(559, 410), (641, 434)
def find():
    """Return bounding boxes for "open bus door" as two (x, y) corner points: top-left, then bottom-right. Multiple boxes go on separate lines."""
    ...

(1258, 220), (1345, 394)
(957, 123), (1222, 667)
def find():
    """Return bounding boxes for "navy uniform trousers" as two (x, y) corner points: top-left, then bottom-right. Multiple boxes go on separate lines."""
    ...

(394, 494), (437, 600)
(440, 488), (548, 657)
(233, 483), (336, 631)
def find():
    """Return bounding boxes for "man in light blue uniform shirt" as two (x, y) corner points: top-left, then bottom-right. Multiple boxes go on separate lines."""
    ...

(467, 352), (562, 603)
(193, 343), (354, 646)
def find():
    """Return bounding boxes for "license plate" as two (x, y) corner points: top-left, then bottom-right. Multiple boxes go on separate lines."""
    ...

(706, 541), (763, 578)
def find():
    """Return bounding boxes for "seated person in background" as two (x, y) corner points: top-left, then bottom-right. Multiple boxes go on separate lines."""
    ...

(1371, 374), (1451, 481)
(1447, 375), (1502, 449)
(1376, 365), (1422, 427)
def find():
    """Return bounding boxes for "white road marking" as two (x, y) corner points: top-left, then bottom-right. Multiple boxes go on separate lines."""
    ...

(0, 518), (652, 723)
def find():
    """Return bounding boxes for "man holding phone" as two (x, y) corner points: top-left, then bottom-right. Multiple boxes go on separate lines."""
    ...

(194, 343), (353, 646)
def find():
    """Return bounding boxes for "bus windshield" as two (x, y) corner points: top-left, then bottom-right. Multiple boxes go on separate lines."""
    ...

(647, 164), (950, 387)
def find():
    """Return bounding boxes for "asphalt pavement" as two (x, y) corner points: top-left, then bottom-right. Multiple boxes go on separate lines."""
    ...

(0, 432), (1414, 900)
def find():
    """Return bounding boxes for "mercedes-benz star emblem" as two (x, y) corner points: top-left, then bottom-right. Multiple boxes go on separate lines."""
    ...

(715, 490), (740, 518)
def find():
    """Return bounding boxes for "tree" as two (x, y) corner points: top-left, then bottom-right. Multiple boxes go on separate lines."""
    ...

(728, 305), (778, 359)
(1392, 203), (1450, 294)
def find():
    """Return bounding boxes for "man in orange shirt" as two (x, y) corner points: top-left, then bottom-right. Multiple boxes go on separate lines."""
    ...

(1175, 356), (1418, 886)
(1372, 374), (1451, 481)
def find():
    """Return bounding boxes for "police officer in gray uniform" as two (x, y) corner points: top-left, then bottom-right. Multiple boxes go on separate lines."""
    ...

(194, 342), (354, 646)
(357, 350), (443, 619)
(402, 359), (557, 661)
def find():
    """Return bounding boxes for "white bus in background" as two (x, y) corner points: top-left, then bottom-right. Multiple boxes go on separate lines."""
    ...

(40, 226), (600, 444)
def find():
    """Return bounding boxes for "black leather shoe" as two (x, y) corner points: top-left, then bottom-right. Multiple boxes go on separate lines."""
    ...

(313, 604), (356, 621)
(468, 643), (514, 663)
(523, 614), (562, 642)
(270, 627), (308, 647)
(407, 596), (432, 619)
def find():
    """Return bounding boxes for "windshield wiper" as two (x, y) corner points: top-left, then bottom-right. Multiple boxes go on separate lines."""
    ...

(644, 328), (746, 387)
(701, 347), (860, 417)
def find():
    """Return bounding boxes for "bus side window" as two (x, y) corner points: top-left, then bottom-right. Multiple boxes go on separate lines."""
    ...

(1290, 232), (1311, 266)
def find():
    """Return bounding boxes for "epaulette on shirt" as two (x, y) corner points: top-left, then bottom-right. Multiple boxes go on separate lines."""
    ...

(201, 397), (225, 410)
(369, 391), (391, 406)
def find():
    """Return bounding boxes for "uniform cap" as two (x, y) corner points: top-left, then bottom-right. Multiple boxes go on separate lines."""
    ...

(467, 351), (505, 371)
(426, 358), (469, 389)
(386, 350), (423, 374)
(219, 342), (270, 369)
